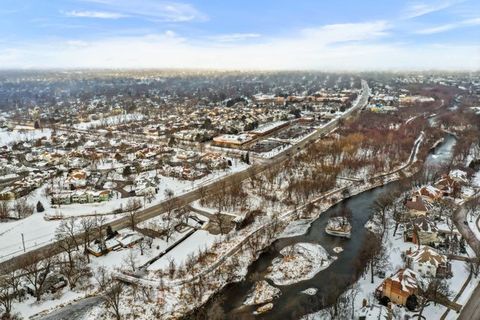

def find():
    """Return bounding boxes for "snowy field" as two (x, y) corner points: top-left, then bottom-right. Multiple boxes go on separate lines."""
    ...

(147, 230), (221, 271)
(73, 113), (144, 130)
(0, 127), (52, 146)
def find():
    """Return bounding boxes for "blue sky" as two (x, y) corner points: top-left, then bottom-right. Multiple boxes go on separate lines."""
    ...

(0, 0), (479, 69)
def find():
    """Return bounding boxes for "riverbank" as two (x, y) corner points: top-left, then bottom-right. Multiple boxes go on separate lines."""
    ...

(184, 132), (431, 319)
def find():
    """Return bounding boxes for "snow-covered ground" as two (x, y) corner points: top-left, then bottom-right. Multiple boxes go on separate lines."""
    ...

(147, 230), (221, 271)
(0, 127), (52, 146)
(73, 113), (144, 130)
(278, 219), (312, 239)
(14, 289), (88, 319)
(266, 243), (333, 286)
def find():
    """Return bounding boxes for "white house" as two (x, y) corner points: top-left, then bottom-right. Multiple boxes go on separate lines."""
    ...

(406, 245), (451, 278)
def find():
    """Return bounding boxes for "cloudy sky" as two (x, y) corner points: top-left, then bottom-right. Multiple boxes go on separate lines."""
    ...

(1, 0), (479, 70)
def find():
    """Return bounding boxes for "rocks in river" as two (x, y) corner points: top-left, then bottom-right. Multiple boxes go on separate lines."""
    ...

(301, 288), (318, 295)
(266, 242), (333, 286)
(255, 303), (274, 314)
(333, 246), (343, 253)
(243, 280), (281, 306)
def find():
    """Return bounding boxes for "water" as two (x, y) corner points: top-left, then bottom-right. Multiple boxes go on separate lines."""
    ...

(195, 134), (457, 320)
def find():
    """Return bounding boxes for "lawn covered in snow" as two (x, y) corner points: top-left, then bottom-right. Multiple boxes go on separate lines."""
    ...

(0, 127), (52, 146)
(147, 230), (221, 271)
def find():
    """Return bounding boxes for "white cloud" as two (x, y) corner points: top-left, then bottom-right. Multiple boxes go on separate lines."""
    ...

(416, 16), (480, 34)
(416, 23), (458, 34)
(0, 21), (478, 70)
(64, 10), (127, 19)
(209, 33), (261, 43)
(403, 0), (464, 19)
(300, 21), (390, 44)
(80, 0), (207, 22)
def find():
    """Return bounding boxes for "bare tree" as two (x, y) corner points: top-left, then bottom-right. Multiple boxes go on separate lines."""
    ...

(358, 232), (388, 283)
(99, 277), (123, 320)
(14, 198), (34, 219)
(417, 278), (452, 319)
(126, 198), (142, 230)
(20, 252), (56, 301)
(168, 258), (176, 279)
(59, 254), (90, 289)
(123, 250), (138, 272)
(56, 217), (80, 251)
(0, 201), (10, 220)
(80, 217), (95, 263)
(138, 238), (148, 256)
(465, 197), (480, 221)
(0, 272), (19, 318)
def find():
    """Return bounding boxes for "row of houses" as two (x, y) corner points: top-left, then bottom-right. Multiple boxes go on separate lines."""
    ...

(51, 188), (112, 205)
(0, 169), (56, 200)
(363, 170), (472, 317)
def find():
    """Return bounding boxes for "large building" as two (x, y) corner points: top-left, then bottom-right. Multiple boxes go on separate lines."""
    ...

(250, 121), (289, 137)
(212, 134), (255, 148)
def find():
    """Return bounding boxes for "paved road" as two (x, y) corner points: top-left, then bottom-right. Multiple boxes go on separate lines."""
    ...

(0, 81), (370, 275)
(452, 205), (480, 320)
(37, 296), (102, 320)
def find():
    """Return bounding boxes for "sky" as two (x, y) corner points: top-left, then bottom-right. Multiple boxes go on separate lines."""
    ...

(0, 0), (479, 70)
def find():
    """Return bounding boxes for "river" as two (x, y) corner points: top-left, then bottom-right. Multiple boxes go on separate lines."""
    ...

(193, 134), (457, 320)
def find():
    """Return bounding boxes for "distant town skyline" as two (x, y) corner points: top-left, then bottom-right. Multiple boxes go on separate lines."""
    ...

(1, 0), (479, 70)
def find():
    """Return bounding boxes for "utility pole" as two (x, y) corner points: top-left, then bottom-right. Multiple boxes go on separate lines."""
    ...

(21, 233), (26, 252)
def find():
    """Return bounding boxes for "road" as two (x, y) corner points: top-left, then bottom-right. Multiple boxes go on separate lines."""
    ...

(0, 80), (370, 275)
(453, 205), (480, 320)
(36, 296), (102, 320)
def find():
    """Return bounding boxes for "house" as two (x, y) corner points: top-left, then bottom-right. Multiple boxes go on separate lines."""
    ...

(117, 232), (144, 248)
(404, 216), (439, 245)
(449, 169), (469, 184)
(51, 189), (112, 205)
(375, 268), (418, 307)
(435, 175), (460, 198)
(87, 235), (124, 257)
(406, 246), (451, 278)
(66, 169), (88, 189)
(404, 195), (428, 217)
(417, 186), (442, 203)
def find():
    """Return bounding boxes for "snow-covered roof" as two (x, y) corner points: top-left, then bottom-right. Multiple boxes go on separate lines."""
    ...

(407, 245), (446, 268)
(449, 169), (468, 183)
(390, 268), (418, 292)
